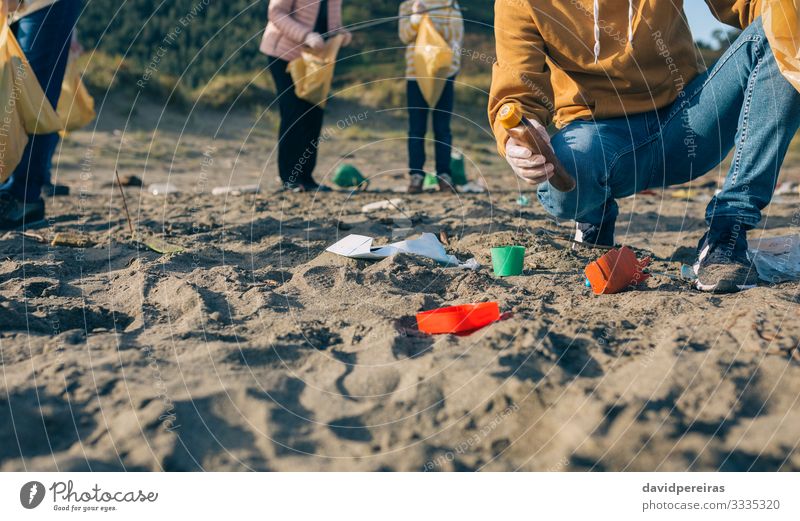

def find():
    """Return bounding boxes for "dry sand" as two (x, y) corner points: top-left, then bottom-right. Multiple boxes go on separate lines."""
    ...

(1, 98), (799, 471)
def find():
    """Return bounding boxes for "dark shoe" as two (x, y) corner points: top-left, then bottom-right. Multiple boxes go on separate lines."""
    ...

(407, 174), (424, 194)
(282, 181), (306, 192)
(42, 183), (70, 197)
(437, 173), (457, 193)
(301, 181), (331, 192)
(574, 220), (615, 248)
(282, 180), (331, 193)
(0, 193), (45, 230)
(693, 225), (758, 293)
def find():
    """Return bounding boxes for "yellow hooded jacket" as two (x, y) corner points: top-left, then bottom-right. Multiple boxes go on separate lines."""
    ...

(489, 0), (762, 154)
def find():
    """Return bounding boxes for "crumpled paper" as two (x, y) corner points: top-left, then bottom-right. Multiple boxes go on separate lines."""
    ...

(326, 232), (479, 269)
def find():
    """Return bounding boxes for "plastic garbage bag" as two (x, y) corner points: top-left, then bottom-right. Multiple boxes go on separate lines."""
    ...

(763, 0), (800, 93)
(57, 50), (96, 133)
(287, 34), (344, 108)
(413, 14), (453, 106)
(748, 235), (800, 283)
(0, 19), (63, 182)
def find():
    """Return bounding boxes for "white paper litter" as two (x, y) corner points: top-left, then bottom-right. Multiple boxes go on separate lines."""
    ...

(326, 232), (479, 269)
(748, 235), (800, 283)
(211, 184), (260, 196)
(456, 181), (486, 193)
(775, 181), (799, 196)
(149, 183), (179, 196)
(361, 198), (405, 213)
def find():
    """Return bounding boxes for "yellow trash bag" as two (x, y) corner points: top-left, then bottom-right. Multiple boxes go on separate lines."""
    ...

(287, 34), (344, 108)
(58, 51), (96, 133)
(763, 0), (800, 93)
(0, 20), (63, 182)
(413, 14), (454, 106)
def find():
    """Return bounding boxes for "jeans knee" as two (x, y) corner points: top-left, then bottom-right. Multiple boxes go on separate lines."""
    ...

(537, 183), (616, 222)
(537, 185), (581, 220)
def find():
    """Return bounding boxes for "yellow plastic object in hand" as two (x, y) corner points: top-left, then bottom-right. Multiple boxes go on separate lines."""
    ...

(287, 34), (344, 108)
(58, 51), (96, 134)
(413, 14), (454, 106)
(0, 16), (63, 182)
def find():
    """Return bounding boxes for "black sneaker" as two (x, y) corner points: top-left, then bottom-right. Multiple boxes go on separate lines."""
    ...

(42, 183), (70, 197)
(574, 220), (615, 248)
(0, 192), (45, 230)
(693, 226), (758, 293)
(281, 181), (330, 193)
(302, 181), (331, 192)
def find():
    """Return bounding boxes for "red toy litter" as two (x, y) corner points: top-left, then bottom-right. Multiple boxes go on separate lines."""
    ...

(416, 302), (501, 334)
(584, 246), (651, 295)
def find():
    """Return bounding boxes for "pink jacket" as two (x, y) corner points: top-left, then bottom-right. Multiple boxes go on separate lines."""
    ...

(260, 0), (343, 62)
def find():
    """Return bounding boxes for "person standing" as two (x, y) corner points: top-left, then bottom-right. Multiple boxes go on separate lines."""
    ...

(0, 0), (82, 230)
(260, 0), (352, 192)
(399, 0), (463, 194)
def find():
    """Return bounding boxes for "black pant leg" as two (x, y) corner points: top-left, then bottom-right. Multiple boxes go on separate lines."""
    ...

(432, 76), (455, 176)
(267, 57), (324, 185)
(406, 80), (429, 177)
(298, 105), (325, 184)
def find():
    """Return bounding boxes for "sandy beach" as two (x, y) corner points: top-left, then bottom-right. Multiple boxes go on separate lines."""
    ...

(1, 95), (799, 472)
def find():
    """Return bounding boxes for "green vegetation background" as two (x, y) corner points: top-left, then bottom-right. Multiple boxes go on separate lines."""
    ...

(77, 1), (739, 120)
(79, 1), (490, 89)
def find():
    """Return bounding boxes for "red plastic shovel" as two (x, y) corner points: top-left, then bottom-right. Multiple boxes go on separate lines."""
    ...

(416, 302), (501, 334)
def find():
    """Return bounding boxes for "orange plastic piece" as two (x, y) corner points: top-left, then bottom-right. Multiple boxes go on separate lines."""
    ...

(416, 302), (501, 334)
(584, 246), (651, 295)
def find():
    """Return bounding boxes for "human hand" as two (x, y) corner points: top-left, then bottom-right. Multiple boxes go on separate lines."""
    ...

(338, 30), (352, 47)
(505, 119), (555, 185)
(304, 32), (325, 51)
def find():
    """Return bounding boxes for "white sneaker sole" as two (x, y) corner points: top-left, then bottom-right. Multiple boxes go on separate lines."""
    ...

(694, 280), (757, 293)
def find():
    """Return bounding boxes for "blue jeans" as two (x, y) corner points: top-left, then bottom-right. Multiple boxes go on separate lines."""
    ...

(407, 76), (455, 177)
(538, 17), (800, 232)
(7, 0), (81, 202)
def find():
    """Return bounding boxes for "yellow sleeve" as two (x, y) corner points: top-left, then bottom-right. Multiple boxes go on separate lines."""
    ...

(488, 0), (553, 156)
(704, 0), (763, 29)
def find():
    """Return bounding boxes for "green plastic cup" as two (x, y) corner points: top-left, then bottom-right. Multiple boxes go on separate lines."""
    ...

(450, 152), (467, 186)
(332, 164), (368, 189)
(491, 246), (526, 277)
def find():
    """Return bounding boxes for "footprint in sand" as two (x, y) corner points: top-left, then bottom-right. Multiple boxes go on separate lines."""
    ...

(343, 366), (401, 398)
(298, 265), (342, 293)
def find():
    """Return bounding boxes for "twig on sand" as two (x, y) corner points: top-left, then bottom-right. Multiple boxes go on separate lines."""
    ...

(752, 322), (781, 342)
(115, 169), (135, 239)
(21, 231), (46, 243)
(385, 198), (414, 223)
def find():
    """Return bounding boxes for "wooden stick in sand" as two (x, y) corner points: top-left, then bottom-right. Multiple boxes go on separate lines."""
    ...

(115, 169), (135, 239)
(385, 198), (413, 222)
